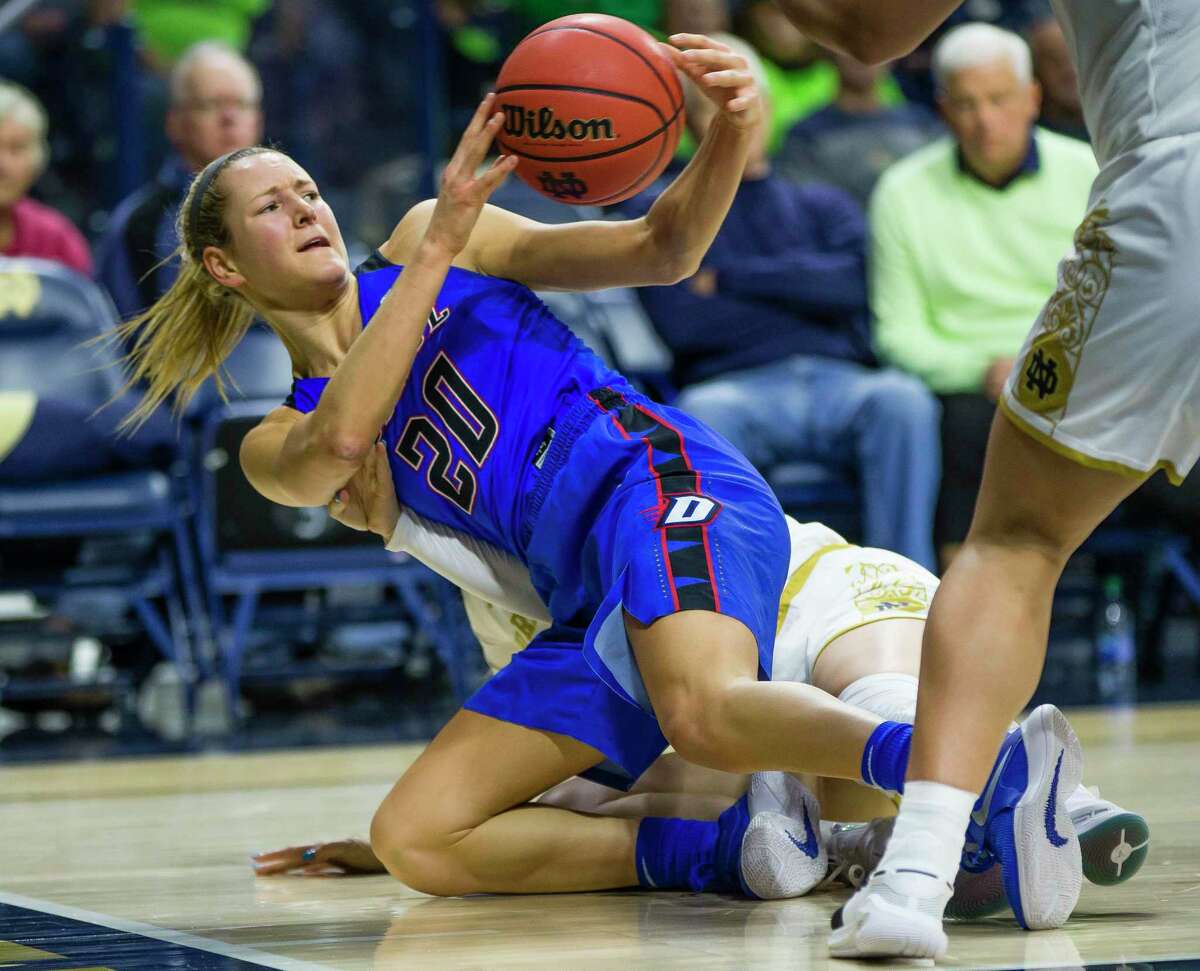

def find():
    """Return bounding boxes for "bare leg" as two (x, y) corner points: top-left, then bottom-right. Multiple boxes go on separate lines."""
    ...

(369, 709), (638, 894)
(909, 413), (1142, 790)
(539, 752), (746, 819)
(627, 610), (881, 780)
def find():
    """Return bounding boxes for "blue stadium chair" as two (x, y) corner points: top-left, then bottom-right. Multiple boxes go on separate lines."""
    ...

(187, 331), (482, 712)
(0, 257), (203, 697)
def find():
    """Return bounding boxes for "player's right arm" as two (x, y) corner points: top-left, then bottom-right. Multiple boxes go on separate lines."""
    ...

(772, 0), (963, 63)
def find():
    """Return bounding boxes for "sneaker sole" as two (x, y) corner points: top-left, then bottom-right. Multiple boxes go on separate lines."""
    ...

(992, 704), (1083, 930)
(829, 894), (948, 960)
(740, 782), (827, 899)
(1080, 812), (1150, 886)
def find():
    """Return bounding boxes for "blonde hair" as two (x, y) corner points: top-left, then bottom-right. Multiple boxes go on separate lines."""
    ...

(106, 145), (276, 431)
(0, 80), (49, 172)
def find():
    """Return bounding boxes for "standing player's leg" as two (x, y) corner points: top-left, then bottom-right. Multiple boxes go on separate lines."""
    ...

(910, 413), (1141, 791)
(831, 412), (1142, 959)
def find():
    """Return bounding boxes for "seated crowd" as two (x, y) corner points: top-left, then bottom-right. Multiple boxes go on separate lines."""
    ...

(1, 0), (1195, 566)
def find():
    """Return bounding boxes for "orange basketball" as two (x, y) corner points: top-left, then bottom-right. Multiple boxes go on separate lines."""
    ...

(494, 14), (685, 206)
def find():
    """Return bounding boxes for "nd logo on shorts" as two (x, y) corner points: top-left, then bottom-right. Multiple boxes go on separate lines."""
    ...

(1016, 333), (1075, 416)
(657, 494), (722, 528)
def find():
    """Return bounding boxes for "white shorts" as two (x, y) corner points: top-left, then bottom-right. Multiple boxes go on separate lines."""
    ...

(770, 519), (938, 686)
(464, 517), (939, 687)
(1002, 133), (1200, 484)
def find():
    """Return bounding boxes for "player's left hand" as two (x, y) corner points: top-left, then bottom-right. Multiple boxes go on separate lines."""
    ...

(664, 34), (763, 130)
(252, 839), (386, 876)
(328, 441), (401, 540)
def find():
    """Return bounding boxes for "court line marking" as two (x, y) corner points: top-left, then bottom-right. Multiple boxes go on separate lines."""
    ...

(960, 953), (1200, 971)
(0, 889), (333, 971)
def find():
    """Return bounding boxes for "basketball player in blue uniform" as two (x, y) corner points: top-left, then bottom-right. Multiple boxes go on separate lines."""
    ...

(115, 33), (1064, 901)
(255, 441), (1148, 920)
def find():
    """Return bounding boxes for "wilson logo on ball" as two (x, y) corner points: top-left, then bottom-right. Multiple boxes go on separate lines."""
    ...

(502, 105), (617, 142)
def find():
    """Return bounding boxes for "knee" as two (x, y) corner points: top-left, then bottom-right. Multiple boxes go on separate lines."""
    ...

(655, 684), (748, 774)
(369, 802), (471, 897)
(675, 382), (754, 444)
(866, 372), (940, 429)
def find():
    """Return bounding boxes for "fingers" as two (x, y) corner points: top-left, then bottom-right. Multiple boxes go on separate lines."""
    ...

(697, 68), (754, 89)
(668, 32), (732, 53)
(477, 153), (519, 196)
(450, 100), (507, 182)
(251, 845), (311, 875)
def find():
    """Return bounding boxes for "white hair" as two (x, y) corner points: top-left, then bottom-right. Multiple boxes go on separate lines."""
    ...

(0, 81), (48, 171)
(932, 23), (1033, 90)
(169, 40), (262, 105)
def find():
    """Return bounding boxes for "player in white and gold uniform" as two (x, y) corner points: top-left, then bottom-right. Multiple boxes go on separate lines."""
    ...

(768, 0), (1199, 958)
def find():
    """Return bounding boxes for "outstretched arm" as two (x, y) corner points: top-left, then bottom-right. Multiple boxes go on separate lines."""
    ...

(240, 97), (518, 508)
(458, 34), (763, 292)
(772, 0), (962, 63)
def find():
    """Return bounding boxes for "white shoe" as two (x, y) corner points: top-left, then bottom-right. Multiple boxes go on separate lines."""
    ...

(825, 815), (1009, 920)
(1066, 785), (1151, 886)
(829, 834), (952, 960)
(738, 772), (827, 899)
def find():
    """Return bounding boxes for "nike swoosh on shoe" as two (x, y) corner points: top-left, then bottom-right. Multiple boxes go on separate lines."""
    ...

(1044, 750), (1069, 848)
(786, 802), (820, 858)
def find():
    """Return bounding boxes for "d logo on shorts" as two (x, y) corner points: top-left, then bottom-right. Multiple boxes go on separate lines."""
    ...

(657, 494), (722, 528)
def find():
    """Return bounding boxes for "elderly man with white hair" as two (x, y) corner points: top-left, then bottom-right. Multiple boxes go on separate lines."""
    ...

(96, 40), (262, 317)
(866, 23), (1097, 568)
(0, 81), (91, 274)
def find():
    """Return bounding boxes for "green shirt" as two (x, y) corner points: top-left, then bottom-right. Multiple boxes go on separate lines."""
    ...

(868, 128), (1098, 394)
(133, 0), (270, 63)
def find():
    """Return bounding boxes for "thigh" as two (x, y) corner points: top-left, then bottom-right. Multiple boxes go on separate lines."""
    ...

(972, 408), (1143, 553)
(810, 618), (924, 700)
(674, 363), (802, 468)
(380, 708), (607, 840)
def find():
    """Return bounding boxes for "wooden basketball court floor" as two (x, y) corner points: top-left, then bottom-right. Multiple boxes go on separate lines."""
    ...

(1, 703), (1198, 970)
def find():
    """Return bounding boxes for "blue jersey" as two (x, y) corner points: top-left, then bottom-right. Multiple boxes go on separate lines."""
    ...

(285, 253), (632, 558)
(285, 253), (792, 784)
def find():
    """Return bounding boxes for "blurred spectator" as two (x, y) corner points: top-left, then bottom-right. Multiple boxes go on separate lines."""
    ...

(1025, 9), (1087, 141)
(778, 51), (942, 204)
(0, 82), (92, 274)
(433, 0), (521, 143)
(95, 41), (262, 318)
(131, 0), (270, 70)
(734, 0), (904, 153)
(868, 23), (1096, 564)
(887, 0), (1044, 110)
(628, 38), (940, 569)
(251, 0), (370, 190)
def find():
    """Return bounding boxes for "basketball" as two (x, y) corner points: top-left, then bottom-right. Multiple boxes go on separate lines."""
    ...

(494, 14), (685, 206)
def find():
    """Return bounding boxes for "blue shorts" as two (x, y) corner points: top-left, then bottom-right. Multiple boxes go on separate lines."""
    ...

(468, 386), (790, 785)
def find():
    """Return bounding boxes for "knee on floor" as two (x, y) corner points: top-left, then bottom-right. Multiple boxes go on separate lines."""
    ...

(369, 806), (474, 896)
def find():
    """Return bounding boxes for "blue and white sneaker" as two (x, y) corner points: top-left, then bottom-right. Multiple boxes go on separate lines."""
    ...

(964, 703), (1084, 930)
(736, 772), (827, 899)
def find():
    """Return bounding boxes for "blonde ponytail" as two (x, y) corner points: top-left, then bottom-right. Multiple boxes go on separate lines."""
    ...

(102, 145), (275, 431)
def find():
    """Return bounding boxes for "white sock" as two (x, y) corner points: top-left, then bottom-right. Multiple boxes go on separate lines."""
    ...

(838, 673), (919, 724)
(876, 781), (975, 889)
